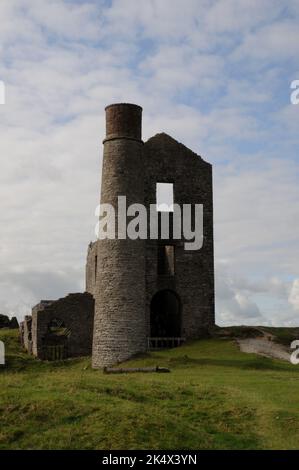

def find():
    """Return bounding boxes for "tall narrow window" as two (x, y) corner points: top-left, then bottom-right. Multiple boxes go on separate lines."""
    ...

(156, 182), (174, 212)
(158, 245), (175, 276)
(94, 255), (98, 281)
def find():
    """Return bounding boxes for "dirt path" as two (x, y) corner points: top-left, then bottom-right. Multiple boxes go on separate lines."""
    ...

(237, 330), (291, 362)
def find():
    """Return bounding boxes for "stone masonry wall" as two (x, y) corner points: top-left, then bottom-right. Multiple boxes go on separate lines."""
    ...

(86, 241), (98, 296)
(91, 103), (215, 368)
(32, 292), (94, 359)
(23, 315), (33, 354)
(92, 104), (147, 368)
(143, 133), (215, 339)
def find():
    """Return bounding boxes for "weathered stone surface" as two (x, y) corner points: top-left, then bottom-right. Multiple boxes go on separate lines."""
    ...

(105, 102), (142, 141)
(22, 102), (215, 367)
(31, 293), (94, 360)
(23, 315), (32, 354)
(86, 241), (98, 297)
(19, 321), (24, 347)
(91, 103), (215, 368)
(143, 133), (215, 338)
(92, 104), (146, 368)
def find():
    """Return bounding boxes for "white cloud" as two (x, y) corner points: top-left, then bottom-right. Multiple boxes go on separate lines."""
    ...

(215, 267), (264, 325)
(0, 0), (298, 326)
(214, 157), (299, 278)
(232, 20), (299, 62)
(289, 279), (299, 312)
(204, 0), (283, 34)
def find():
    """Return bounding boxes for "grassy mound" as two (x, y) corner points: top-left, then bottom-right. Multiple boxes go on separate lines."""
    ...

(0, 328), (299, 450)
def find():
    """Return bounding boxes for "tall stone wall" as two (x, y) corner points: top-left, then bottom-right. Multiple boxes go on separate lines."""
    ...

(91, 103), (215, 368)
(143, 133), (215, 339)
(19, 321), (25, 347)
(31, 293), (94, 359)
(23, 315), (33, 354)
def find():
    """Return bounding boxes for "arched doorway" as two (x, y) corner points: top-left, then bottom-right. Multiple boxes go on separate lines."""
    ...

(150, 290), (181, 339)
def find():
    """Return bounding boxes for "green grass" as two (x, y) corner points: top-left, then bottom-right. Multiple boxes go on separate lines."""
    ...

(1, 328), (299, 450)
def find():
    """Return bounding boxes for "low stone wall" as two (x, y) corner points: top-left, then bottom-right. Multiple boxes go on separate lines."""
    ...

(31, 292), (94, 360)
(23, 315), (32, 354)
(19, 321), (24, 347)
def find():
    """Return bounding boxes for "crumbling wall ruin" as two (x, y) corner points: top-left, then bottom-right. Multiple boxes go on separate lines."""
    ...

(86, 241), (98, 297)
(29, 293), (94, 360)
(91, 103), (215, 368)
(23, 315), (33, 354)
(21, 102), (215, 367)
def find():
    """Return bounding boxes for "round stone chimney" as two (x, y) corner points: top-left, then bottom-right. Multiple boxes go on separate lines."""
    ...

(92, 102), (146, 368)
(104, 103), (142, 142)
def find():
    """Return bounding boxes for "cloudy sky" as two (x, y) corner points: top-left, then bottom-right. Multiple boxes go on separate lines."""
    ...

(0, 0), (298, 326)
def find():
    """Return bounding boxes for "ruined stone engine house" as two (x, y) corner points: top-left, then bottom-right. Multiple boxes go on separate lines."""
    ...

(20, 103), (215, 367)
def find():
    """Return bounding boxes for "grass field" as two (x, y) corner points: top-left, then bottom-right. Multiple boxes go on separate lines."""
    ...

(1, 328), (299, 450)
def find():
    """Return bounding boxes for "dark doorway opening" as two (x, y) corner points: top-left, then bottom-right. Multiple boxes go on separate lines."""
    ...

(150, 289), (181, 338)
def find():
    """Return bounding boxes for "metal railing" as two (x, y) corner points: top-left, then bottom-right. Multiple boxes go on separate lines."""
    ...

(147, 337), (186, 350)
